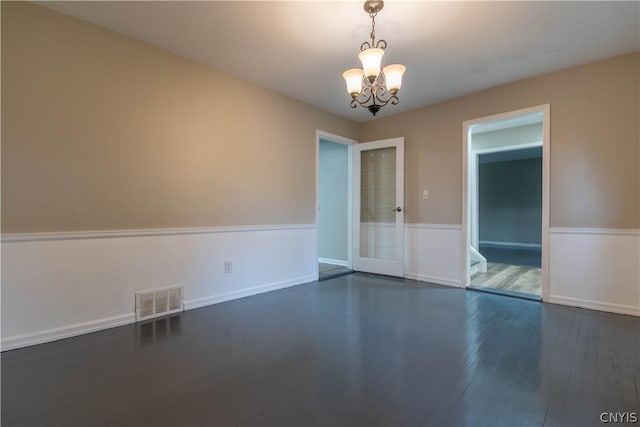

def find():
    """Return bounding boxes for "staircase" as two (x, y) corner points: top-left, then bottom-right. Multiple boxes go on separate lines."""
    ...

(469, 246), (487, 275)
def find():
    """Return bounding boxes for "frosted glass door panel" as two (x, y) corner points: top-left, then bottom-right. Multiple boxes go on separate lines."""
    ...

(360, 147), (396, 260)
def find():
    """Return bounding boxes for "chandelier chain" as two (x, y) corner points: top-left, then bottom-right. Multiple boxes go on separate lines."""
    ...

(369, 11), (377, 47)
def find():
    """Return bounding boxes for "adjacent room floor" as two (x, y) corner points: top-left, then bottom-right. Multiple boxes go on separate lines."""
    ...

(471, 262), (542, 296)
(471, 245), (542, 297)
(2, 273), (638, 426)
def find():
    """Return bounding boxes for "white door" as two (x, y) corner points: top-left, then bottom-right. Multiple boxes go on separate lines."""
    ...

(353, 137), (405, 277)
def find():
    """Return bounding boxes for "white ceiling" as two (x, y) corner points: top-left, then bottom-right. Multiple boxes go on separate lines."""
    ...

(39, 1), (639, 122)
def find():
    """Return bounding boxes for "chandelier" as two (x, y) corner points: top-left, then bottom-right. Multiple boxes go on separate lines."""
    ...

(343, 0), (406, 116)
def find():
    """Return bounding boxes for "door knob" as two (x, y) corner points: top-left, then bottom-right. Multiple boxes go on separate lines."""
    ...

(393, 207), (402, 212)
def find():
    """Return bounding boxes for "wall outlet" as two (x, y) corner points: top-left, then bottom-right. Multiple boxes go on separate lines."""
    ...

(224, 261), (232, 274)
(422, 189), (429, 199)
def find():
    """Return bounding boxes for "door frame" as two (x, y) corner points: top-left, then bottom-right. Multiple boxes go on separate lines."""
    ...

(461, 104), (550, 300)
(352, 137), (405, 277)
(315, 130), (356, 280)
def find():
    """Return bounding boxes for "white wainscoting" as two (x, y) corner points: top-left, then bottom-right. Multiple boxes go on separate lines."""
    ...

(548, 228), (640, 316)
(404, 224), (463, 288)
(1, 225), (316, 351)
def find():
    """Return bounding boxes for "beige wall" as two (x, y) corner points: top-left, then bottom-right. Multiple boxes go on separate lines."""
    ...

(1, 2), (358, 233)
(359, 52), (640, 228)
(2, 3), (638, 233)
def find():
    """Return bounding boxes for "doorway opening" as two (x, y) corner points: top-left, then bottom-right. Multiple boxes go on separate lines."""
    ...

(316, 131), (355, 281)
(463, 106), (550, 300)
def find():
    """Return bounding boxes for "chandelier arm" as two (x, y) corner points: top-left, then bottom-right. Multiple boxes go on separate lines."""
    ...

(353, 86), (374, 106)
(371, 85), (399, 107)
(351, 96), (374, 109)
(373, 84), (390, 102)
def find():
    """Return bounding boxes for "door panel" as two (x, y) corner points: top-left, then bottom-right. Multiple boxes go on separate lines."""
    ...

(353, 138), (404, 276)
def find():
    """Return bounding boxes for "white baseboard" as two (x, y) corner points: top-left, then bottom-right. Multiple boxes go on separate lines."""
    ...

(318, 258), (349, 267)
(479, 240), (542, 249)
(184, 275), (316, 310)
(1, 313), (136, 352)
(404, 272), (463, 288)
(548, 295), (640, 317)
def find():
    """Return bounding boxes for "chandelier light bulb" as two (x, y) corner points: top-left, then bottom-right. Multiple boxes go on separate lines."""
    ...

(382, 64), (406, 95)
(358, 48), (384, 83)
(343, 68), (364, 97)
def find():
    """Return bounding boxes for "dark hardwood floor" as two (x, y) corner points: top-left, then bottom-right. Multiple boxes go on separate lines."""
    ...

(2, 273), (639, 426)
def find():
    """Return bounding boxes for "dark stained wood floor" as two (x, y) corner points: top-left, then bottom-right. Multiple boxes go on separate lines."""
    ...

(2, 273), (639, 426)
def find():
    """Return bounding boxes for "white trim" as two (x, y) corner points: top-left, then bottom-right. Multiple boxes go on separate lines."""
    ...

(473, 141), (543, 155)
(404, 272), (463, 288)
(318, 258), (350, 267)
(464, 105), (549, 128)
(316, 130), (357, 146)
(541, 105), (551, 302)
(404, 223), (462, 230)
(549, 227), (640, 236)
(471, 144), (479, 248)
(1, 224), (316, 243)
(315, 130), (356, 278)
(548, 295), (640, 317)
(479, 240), (542, 249)
(184, 275), (315, 311)
(462, 104), (550, 301)
(1, 313), (136, 352)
